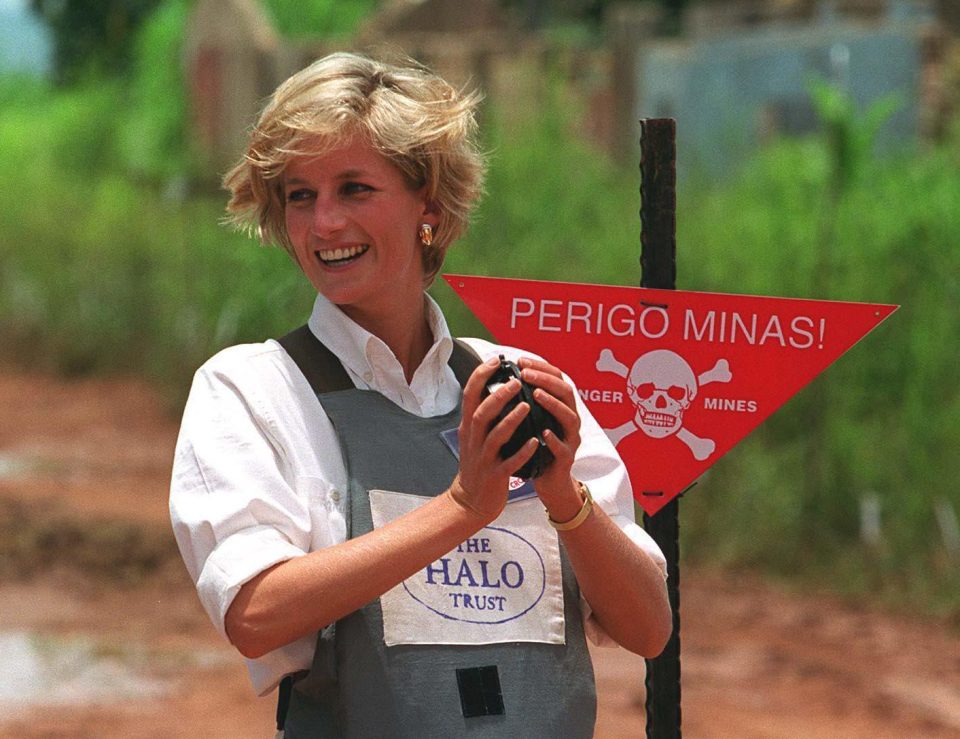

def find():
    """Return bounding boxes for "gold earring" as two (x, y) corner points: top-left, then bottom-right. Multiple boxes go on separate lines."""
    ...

(418, 223), (433, 246)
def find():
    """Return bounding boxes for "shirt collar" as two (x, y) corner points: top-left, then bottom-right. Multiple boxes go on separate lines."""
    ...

(306, 293), (454, 385)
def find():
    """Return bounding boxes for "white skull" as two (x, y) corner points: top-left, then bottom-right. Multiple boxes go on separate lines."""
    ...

(626, 350), (697, 439)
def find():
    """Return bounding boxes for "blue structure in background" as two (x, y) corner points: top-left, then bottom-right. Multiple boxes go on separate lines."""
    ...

(637, 12), (927, 179)
(0, 0), (52, 77)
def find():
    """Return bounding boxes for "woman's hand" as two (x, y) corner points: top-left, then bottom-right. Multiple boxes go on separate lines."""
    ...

(449, 357), (539, 523)
(516, 356), (672, 656)
(517, 357), (585, 522)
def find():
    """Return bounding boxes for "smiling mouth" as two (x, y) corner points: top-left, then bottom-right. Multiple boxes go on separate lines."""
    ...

(316, 244), (369, 266)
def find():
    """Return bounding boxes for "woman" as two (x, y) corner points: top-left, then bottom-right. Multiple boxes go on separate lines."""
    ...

(170, 52), (671, 738)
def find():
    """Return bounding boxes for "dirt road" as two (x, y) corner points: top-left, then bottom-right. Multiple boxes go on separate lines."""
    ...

(1, 370), (958, 738)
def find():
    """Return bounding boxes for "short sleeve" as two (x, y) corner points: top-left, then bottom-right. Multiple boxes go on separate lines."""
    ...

(169, 347), (316, 640)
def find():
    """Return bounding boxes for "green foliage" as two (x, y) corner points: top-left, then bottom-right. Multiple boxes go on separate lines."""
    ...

(262, 0), (379, 38)
(0, 73), (52, 107)
(119, 0), (192, 180)
(677, 134), (960, 612)
(0, 75), (312, 388)
(25, 0), (380, 180)
(439, 98), (642, 335)
(807, 77), (903, 191)
(1, 0), (192, 184)
(449, 112), (641, 279)
(30, 0), (163, 85)
(0, 148), (314, 389)
(0, 76), (125, 176)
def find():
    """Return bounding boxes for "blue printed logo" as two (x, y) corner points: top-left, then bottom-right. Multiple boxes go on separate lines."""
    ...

(402, 526), (546, 624)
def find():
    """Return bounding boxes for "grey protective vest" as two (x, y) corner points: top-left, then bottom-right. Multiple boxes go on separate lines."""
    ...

(280, 330), (596, 738)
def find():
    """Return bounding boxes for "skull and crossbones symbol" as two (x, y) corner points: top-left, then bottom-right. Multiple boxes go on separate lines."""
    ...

(596, 348), (732, 460)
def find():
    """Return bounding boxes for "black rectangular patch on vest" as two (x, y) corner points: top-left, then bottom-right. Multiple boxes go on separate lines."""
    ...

(456, 665), (504, 718)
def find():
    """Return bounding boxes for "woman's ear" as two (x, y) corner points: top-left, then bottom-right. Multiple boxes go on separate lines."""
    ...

(420, 197), (441, 227)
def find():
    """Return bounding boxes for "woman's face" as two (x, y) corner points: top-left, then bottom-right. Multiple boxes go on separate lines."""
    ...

(283, 137), (434, 321)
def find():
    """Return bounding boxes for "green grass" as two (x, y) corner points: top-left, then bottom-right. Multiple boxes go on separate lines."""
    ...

(0, 77), (314, 393)
(262, 0), (378, 39)
(674, 137), (960, 615)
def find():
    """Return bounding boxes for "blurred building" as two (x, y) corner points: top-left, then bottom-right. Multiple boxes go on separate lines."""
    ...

(184, 0), (547, 178)
(182, 0), (280, 177)
(636, 0), (939, 176)
(182, 0), (958, 179)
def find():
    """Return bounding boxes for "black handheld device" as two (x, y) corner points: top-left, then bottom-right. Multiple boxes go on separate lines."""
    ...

(483, 355), (563, 479)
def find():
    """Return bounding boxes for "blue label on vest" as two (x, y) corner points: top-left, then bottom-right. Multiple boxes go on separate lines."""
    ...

(401, 525), (546, 624)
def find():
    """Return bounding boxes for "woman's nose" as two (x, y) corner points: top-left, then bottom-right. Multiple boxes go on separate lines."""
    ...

(311, 203), (347, 238)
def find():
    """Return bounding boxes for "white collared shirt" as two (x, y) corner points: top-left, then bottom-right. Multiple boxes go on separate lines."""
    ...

(169, 292), (666, 696)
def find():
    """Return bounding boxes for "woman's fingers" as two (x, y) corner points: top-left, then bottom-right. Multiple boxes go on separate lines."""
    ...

(517, 356), (562, 378)
(518, 358), (582, 468)
(459, 358), (509, 455)
(457, 354), (585, 516)
(455, 358), (534, 518)
(460, 356), (501, 421)
(500, 436), (539, 475)
(484, 397), (530, 450)
(473, 377), (521, 429)
(541, 425), (576, 462)
(521, 366), (576, 407)
(518, 359), (577, 418)
(522, 365), (582, 444)
(532, 386), (580, 437)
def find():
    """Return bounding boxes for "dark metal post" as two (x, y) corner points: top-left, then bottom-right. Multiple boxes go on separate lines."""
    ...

(639, 118), (681, 739)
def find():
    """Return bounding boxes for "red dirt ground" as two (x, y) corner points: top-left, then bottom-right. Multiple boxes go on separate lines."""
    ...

(1, 370), (958, 738)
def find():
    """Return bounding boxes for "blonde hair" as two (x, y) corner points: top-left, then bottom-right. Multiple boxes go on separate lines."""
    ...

(223, 52), (486, 280)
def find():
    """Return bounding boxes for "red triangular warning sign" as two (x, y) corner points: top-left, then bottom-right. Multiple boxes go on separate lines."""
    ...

(444, 274), (898, 516)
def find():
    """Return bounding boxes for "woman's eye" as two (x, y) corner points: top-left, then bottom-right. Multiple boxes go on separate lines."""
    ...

(342, 182), (373, 196)
(285, 189), (313, 204)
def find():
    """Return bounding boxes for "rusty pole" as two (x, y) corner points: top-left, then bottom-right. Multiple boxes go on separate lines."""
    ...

(639, 118), (681, 739)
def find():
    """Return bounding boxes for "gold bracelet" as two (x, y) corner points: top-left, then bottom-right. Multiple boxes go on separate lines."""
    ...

(547, 481), (593, 531)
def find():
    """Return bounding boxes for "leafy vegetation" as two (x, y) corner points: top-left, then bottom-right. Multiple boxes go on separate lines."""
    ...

(2, 4), (958, 615)
(29, 0), (375, 85)
(677, 135), (960, 615)
(262, 0), (378, 38)
(30, 0), (165, 85)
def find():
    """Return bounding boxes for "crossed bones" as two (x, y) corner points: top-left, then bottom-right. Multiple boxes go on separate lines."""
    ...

(596, 348), (732, 461)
